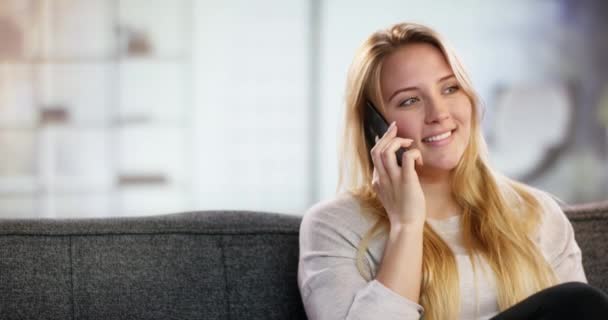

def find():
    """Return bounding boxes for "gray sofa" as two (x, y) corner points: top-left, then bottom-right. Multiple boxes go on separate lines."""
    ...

(0, 202), (606, 319)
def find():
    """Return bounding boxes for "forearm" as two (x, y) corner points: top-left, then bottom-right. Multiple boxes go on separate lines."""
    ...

(375, 223), (424, 303)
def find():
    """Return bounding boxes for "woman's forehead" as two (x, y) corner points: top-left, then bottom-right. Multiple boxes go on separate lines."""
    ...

(380, 43), (452, 93)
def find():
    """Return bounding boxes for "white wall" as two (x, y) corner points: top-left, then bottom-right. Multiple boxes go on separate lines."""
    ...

(192, 0), (312, 214)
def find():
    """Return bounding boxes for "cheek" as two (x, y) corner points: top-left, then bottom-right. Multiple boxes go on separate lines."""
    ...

(395, 120), (420, 139)
(453, 99), (473, 126)
(456, 112), (473, 144)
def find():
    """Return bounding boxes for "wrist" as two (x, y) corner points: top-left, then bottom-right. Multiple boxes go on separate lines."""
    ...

(389, 221), (425, 238)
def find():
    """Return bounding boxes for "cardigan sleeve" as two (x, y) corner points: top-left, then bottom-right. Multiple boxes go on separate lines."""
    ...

(297, 196), (424, 320)
(535, 191), (588, 284)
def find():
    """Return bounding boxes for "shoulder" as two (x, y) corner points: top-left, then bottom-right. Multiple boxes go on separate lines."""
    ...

(495, 178), (570, 241)
(523, 187), (585, 279)
(304, 192), (362, 219)
(517, 185), (577, 260)
(300, 193), (378, 241)
(524, 184), (565, 209)
(496, 177), (565, 220)
(515, 183), (568, 230)
(523, 185), (568, 229)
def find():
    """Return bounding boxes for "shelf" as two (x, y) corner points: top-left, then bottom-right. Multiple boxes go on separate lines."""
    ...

(0, 120), (189, 130)
(0, 0), (194, 218)
(0, 56), (190, 64)
(39, 176), (114, 193)
(116, 174), (168, 187)
(0, 195), (39, 219)
(0, 177), (39, 195)
(0, 126), (39, 131)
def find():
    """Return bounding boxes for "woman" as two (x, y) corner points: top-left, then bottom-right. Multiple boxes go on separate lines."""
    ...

(297, 22), (608, 320)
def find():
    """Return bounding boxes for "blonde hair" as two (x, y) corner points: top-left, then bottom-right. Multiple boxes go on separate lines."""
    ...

(337, 22), (558, 320)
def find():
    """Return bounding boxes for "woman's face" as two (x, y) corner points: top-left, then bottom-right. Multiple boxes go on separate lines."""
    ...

(379, 43), (472, 175)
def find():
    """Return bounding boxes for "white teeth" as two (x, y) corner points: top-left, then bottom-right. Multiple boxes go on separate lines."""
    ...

(423, 130), (452, 142)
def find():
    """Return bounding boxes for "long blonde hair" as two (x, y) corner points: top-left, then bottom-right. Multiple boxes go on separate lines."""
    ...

(337, 22), (558, 320)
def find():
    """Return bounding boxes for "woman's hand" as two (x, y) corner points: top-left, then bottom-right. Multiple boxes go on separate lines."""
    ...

(370, 121), (426, 228)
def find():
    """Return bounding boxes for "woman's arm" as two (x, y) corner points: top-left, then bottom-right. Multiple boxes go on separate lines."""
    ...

(375, 222), (424, 303)
(298, 196), (425, 320)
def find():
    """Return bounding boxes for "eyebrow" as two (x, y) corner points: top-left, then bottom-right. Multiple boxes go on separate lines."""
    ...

(388, 74), (456, 102)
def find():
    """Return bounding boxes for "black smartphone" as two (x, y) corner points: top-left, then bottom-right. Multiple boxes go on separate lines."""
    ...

(364, 101), (407, 167)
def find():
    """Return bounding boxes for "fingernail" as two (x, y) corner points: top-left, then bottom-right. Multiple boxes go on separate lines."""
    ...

(375, 135), (379, 143)
(390, 121), (396, 130)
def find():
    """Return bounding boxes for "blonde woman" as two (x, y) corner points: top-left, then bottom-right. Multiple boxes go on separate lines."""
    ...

(297, 22), (608, 320)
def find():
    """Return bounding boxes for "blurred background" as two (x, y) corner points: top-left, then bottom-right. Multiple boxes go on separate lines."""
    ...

(0, 0), (606, 218)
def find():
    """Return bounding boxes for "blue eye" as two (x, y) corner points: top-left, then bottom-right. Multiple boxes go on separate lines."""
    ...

(400, 97), (419, 107)
(443, 85), (460, 94)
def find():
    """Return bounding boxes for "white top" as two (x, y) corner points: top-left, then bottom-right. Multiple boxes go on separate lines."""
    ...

(297, 190), (587, 320)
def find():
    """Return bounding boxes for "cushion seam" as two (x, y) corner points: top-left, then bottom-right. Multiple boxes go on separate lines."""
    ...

(69, 235), (76, 320)
(220, 236), (231, 320)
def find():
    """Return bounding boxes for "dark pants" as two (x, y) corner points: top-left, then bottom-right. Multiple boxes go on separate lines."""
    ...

(490, 282), (608, 320)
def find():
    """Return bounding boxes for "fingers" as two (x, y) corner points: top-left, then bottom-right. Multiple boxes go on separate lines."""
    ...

(381, 137), (414, 180)
(370, 121), (416, 187)
(372, 166), (380, 190)
(401, 148), (423, 179)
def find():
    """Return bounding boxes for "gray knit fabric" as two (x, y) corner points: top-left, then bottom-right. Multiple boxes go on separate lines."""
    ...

(0, 236), (72, 319)
(0, 211), (305, 320)
(565, 201), (608, 292)
(0, 204), (605, 319)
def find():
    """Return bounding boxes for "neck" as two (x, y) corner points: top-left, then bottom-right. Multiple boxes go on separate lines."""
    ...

(419, 169), (460, 220)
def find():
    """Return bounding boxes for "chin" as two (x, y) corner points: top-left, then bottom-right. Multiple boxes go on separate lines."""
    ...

(422, 155), (462, 173)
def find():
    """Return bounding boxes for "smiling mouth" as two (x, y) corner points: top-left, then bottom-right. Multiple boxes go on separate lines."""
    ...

(422, 129), (455, 143)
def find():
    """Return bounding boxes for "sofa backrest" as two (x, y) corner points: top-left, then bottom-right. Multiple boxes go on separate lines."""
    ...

(0, 202), (606, 319)
(563, 202), (608, 292)
(0, 211), (305, 320)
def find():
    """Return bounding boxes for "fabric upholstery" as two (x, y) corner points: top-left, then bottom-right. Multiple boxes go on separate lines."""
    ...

(0, 204), (605, 319)
(563, 202), (608, 292)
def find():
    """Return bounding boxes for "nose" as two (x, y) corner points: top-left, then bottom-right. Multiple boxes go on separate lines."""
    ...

(424, 96), (450, 124)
